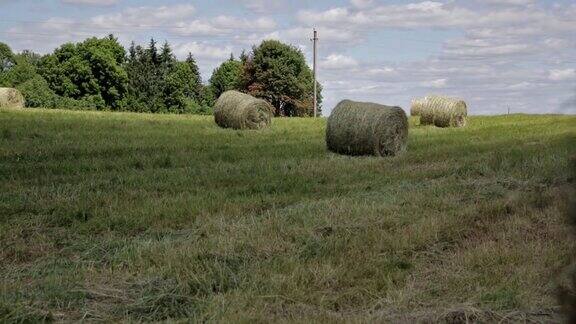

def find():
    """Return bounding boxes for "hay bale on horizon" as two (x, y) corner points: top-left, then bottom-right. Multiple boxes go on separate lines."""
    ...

(410, 97), (427, 117)
(419, 96), (435, 126)
(214, 90), (274, 130)
(416, 95), (467, 128)
(326, 100), (408, 157)
(0, 88), (25, 109)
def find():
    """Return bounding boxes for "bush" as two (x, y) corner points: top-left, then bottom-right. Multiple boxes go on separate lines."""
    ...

(184, 99), (212, 115)
(55, 96), (98, 110)
(16, 75), (57, 108)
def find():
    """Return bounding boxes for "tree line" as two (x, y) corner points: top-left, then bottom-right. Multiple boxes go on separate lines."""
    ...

(0, 35), (322, 116)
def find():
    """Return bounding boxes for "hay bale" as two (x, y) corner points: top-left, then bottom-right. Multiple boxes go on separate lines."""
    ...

(0, 87), (25, 109)
(410, 97), (427, 117)
(414, 95), (467, 128)
(214, 90), (274, 130)
(418, 96), (435, 126)
(326, 100), (408, 157)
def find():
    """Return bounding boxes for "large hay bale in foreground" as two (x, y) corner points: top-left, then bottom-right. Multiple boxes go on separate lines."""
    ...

(326, 100), (408, 157)
(214, 90), (274, 130)
(416, 95), (467, 128)
(0, 88), (25, 109)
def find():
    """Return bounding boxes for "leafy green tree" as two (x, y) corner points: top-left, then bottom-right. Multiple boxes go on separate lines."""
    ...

(164, 61), (197, 113)
(0, 47), (56, 108)
(200, 85), (216, 110)
(19, 50), (42, 66)
(0, 54), (37, 87)
(16, 75), (57, 107)
(0, 42), (15, 74)
(209, 56), (243, 99)
(37, 35), (128, 109)
(242, 40), (322, 117)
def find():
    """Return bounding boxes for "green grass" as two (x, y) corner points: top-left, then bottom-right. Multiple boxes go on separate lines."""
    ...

(1, 108), (575, 322)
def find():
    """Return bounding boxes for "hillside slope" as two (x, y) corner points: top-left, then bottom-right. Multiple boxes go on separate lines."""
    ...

(1, 109), (575, 322)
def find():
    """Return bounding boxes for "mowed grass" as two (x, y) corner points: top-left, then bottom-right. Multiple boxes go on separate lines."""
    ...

(0, 108), (575, 322)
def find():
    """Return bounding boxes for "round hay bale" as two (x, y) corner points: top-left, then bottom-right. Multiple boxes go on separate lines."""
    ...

(0, 87), (25, 109)
(326, 100), (408, 157)
(410, 97), (427, 117)
(418, 96), (435, 126)
(428, 95), (467, 128)
(416, 95), (467, 127)
(214, 90), (274, 130)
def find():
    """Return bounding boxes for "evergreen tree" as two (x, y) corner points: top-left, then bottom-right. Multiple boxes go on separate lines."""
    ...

(239, 50), (248, 65)
(185, 53), (202, 100)
(129, 41), (136, 61)
(148, 38), (159, 66)
(159, 41), (175, 67)
(124, 40), (203, 113)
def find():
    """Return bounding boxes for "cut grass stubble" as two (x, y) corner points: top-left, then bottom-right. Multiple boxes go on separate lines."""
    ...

(0, 108), (574, 322)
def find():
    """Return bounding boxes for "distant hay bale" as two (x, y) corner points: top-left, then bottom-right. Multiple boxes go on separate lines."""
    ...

(418, 96), (436, 126)
(0, 88), (25, 109)
(214, 90), (274, 130)
(415, 95), (467, 128)
(410, 97), (427, 117)
(326, 100), (408, 157)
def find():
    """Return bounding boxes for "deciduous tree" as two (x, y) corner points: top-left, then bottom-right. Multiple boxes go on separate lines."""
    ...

(242, 40), (322, 117)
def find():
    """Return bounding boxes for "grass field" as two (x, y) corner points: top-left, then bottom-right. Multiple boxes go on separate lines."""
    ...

(1, 108), (575, 322)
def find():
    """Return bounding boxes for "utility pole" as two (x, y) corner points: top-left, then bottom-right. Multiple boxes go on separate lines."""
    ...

(312, 28), (318, 118)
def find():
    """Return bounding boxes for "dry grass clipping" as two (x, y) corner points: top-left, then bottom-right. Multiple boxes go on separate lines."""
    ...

(326, 99), (408, 157)
(0, 88), (25, 109)
(214, 90), (274, 130)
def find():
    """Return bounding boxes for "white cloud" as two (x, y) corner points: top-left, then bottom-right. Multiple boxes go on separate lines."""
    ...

(549, 69), (576, 81)
(298, 8), (350, 25)
(444, 43), (531, 57)
(429, 78), (447, 88)
(507, 81), (534, 90)
(61, 0), (119, 5)
(239, 0), (286, 13)
(174, 42), (233, 60)
(283, 27), (358, 43)
(171, 16), (276, 36)
(367, 67), (395, 76)
(350, 0), (373, 9)
(321, 54), (358, 70)
(298, 2), (477, 28)
(479, 0), (535, 6)
(90, 5), (196, 28)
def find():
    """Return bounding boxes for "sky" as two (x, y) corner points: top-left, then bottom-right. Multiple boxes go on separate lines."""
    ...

(0, 0), (575, 115)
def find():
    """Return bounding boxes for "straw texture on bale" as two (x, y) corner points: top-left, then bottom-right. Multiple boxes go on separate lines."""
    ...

(417, 95), (467, 127)
(410, 97), (427, 116)
(0, 88), (25, 109)
(326, 100), (408, 157)
(214, 90), (274, 130)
